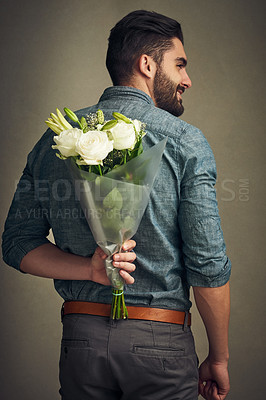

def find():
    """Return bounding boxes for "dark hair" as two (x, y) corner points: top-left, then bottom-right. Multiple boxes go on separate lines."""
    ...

(106, 10), (184, 85)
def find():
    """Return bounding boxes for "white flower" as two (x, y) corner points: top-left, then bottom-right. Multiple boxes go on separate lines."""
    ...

(46, 108), (73, 134)
(109, 121), (136, 150)
(132, 119), (142, 133)
(52, 128), (83, 158)
(76, 131), (113, 165)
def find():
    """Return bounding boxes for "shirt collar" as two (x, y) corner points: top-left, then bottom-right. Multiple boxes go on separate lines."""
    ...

(99, 86), (154, 105)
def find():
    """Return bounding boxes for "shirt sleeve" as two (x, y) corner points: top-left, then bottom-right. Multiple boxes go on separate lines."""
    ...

(2, 139), (51, 271)
(177, 126), (231, 287)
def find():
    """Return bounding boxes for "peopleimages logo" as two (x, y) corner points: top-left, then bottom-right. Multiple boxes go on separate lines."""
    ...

(14, 179), (80, 202)
(13, 176), (250, 204)
(14, 206), (147, 221)
(220, 178), (250, 202)
(14, 179), (145, 203)
(14, 207), (88, 220)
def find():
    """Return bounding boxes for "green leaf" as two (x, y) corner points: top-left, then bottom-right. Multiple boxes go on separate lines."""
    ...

(123, 215), (135, 231)
(137, 141), (143, 155)
(103, 187), (123, 210)
(101, 209), (122, 240)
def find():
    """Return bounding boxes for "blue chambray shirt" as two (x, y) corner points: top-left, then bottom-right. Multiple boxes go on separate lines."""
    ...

(2, 87), (231, 311)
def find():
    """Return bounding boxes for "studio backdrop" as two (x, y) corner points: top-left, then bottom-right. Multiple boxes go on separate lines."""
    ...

(0, 1), (265, 399)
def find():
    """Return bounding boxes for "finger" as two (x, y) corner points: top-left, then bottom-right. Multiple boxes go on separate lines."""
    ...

(122, 240), (136, 251)
(211, 383), (220, 400)
(203, 380), (212, 399)
(113, 252), (136, 262)
(207, 383), (215, 400)
(198, 380), (205, 397)
(207, 381), (221, 400)
(119, 269), (135, 284)
(209, 383), (222, 400)
(213, 384), (228, 400)
(113, 261), (136, 273)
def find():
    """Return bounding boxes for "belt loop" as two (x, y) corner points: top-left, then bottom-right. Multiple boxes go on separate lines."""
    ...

(183, 311), (189, 332)
(61, 302), (65, 323)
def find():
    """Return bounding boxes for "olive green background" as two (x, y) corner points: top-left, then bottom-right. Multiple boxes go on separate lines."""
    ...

(0, 0), (265, 399)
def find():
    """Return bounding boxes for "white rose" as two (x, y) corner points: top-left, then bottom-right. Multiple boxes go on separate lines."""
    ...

(109, 121), (136, 150)
(76, 131), (113, 165)
(52, 128), (83, 158)
(132, 119), (142, 134)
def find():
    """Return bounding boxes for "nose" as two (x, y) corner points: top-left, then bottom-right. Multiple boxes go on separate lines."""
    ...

(182, 69), (192, 89)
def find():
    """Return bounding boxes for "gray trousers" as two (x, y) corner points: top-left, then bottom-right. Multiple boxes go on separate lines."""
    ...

(59, 314), (199, 400)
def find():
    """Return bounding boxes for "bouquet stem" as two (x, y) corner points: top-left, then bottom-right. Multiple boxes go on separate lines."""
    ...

(111, 289), (128, 319)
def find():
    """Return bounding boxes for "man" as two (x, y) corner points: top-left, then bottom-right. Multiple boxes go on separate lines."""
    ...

(2, 10), (231, 400)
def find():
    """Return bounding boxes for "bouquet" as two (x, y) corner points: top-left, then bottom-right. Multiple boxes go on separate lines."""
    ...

(46, 107), (166, 319)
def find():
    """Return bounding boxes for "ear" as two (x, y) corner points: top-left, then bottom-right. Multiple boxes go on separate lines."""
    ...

(138, 54), (157, 79)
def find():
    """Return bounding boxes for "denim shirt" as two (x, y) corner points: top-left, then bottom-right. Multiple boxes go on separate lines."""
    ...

(2, 86), (231, 311)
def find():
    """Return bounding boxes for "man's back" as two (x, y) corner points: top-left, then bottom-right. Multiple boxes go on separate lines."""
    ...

(3, 86), (230, 312)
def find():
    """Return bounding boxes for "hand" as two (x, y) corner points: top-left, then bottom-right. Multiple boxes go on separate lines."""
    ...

(198, 357), (230, 400)
(90, 240), (136, 286)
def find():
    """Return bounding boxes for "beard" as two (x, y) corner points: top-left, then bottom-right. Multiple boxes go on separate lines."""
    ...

(153, 67), (184, 117)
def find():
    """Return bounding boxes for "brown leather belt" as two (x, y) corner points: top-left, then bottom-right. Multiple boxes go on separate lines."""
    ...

(62, 301), (191, 326)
